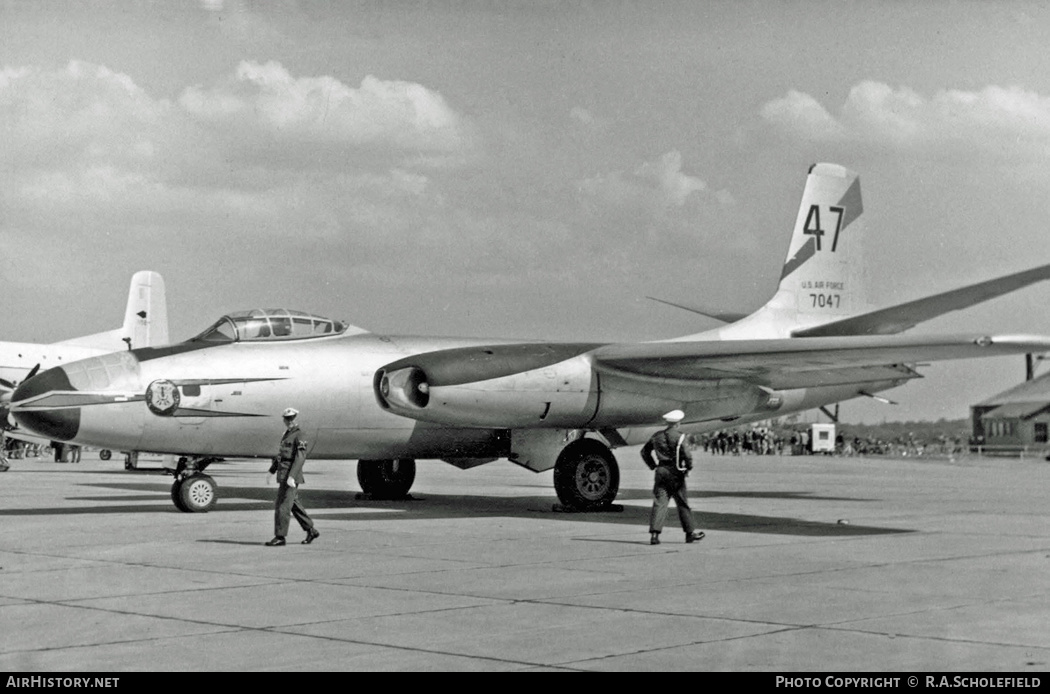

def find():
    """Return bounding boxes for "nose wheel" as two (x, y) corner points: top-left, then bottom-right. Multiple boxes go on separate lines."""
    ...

(171, 473), (217, 512)
(168, 457), (222, 512)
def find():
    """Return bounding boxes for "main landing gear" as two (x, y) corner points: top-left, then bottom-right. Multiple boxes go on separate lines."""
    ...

(356, 458), (416, 500)
(352, 441), (623, 511)
(168, 456), (221, 512)
(552, 439), (621, 511)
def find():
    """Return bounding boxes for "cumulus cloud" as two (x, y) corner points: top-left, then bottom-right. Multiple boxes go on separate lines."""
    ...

(762, 81), (1050, 158)
(577, 150), (719, 211)
(0, 61), (175, 170)
(571, 151), (743, 250)
(0, 59), (472, 228)
(760, 89), (847, 142)
(180, 60), (467, 153)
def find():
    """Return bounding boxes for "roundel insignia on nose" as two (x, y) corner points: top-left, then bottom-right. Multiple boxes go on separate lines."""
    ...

(146, 379), (180, 416)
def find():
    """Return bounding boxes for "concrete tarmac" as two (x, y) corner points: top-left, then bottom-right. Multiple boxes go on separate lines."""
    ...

(1, 448), (1048, 672)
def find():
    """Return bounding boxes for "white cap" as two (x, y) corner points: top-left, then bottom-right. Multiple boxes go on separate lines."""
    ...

(282, 407), (299, 418)
(662, 409), (685, 423)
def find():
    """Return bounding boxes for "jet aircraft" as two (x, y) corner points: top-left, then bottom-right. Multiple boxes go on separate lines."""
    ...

(0, 271), (169, 465)
(11, 164), (1050, 511)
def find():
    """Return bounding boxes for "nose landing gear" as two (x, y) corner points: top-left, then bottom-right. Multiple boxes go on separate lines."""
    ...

(168, 456), (222, 512)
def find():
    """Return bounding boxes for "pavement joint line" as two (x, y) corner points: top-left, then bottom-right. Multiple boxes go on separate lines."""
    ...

(815, 591), (1050, 628)
(813, 622), (1050, 652)
(551, 626), (808, 667)
(512, 596), (813, 629)
(257, 625), (586, 671)
(0, 626), (247, 659)
(0, 596), (521, 652)
(3, 599), (583, 671)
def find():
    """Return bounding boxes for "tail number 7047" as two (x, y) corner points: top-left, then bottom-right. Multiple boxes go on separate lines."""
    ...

(810, 293), (841, 309)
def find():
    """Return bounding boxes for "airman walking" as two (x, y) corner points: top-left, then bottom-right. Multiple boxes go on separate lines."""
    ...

(266, 407), (320, 546)
(641, 410), (705, 546)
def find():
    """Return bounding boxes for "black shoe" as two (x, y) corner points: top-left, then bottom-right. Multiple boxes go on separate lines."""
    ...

(302, 529), (320, 545)
(650, 533), (660, 545)
(685, 531), (705, 543)
(265, 536), (286, 546)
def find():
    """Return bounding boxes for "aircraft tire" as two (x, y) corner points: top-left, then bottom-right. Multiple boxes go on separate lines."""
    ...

(553, 439), (620, 510)
(176, 473), (217, 513)
(357, 458), (416, 499)
(99, 449), (112, 461)
(171, 479), (188, 512)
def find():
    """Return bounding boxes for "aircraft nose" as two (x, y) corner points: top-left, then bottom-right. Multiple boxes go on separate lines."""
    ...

(11, 366), (81, 440)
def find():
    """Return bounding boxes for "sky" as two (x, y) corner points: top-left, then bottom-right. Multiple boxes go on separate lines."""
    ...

(4, 0), (1050, 424)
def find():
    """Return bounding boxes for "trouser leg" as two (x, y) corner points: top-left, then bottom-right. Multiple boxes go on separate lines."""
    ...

(291, 496), (314, 532)
(648, 468), (672, 533)
(671, 476), (696, 534)
(274, 484), (295, 537)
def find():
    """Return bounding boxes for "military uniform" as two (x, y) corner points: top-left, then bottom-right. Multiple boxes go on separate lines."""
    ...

(266, 409), (319, 546)
(641, 410), (704, 545)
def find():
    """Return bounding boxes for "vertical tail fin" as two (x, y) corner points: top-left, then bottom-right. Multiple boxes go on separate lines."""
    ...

(57, 271), (170, 350)
(121, 270), (169, 348)
(708, 163), (869, 339)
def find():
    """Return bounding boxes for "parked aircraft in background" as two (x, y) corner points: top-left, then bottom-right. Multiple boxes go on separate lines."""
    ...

(11, 164), (1050, 511)
(1, 271), (169, 466)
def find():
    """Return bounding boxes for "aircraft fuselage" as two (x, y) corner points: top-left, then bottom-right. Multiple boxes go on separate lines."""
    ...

(11, 330), (905, 462)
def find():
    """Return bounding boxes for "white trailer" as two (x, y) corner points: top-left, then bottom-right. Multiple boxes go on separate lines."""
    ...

(811, 423), (836, 453)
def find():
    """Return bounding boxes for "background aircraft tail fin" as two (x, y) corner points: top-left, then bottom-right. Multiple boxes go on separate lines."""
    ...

(695, 163), (871, 340)
(58, 271), (170, 351)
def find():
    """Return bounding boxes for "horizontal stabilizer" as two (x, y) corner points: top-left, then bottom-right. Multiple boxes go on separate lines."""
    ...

(646, 297), (747, 324)
(794, 262), (1050, 337)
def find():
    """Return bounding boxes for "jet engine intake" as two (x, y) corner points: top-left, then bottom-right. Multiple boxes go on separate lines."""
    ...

(375, 366), (430, 410)
(374, 343), (602, 428)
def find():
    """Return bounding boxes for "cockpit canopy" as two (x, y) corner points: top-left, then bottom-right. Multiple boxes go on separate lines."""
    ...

(191, 309), (350, 343)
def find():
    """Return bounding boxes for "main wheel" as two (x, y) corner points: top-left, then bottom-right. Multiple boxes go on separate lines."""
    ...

(176, 473), (217, 513)
(357, 459), (416, 499)
(553, 439), (620, 510)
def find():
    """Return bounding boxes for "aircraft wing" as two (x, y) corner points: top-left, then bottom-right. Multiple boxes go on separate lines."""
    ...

(793, 263), (1050, 337)
(593, 334), (1050, 390)
(3, 429), (55, 448)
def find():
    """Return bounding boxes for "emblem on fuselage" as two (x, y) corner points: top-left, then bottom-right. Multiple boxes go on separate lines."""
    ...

(146, 379), (180, 416)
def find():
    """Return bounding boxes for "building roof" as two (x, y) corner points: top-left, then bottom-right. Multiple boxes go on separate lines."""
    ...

(980, 402), (1050, 421)
(974, 370), (1050, 407)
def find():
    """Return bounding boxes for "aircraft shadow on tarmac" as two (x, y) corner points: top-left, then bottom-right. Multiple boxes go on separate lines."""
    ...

(0, 478), (911, 537)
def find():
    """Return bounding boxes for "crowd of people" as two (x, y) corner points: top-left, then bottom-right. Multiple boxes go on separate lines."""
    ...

(3, 438), (83, 462)
(692, 427), (968, 457)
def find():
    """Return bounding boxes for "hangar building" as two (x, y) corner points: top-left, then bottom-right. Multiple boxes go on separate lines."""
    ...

(971, 370), (1050, 454)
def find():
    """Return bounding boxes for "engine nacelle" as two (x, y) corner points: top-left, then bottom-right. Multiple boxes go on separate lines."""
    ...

(375, 343), (601, 428)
